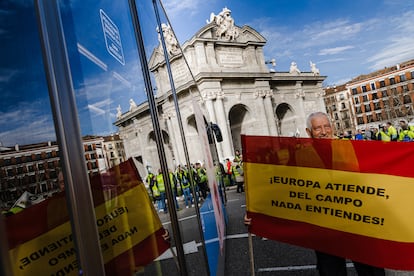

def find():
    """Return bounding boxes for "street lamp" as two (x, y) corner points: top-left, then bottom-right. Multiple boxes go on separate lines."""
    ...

(265, 58), (276, 67)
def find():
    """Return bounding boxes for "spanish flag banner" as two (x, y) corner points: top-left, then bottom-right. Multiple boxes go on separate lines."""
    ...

(6, 158), (169, 275)
(243, 135), (414, 270)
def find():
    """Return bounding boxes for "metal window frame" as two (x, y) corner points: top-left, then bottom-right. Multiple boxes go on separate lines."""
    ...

(34, 0), (105, 275)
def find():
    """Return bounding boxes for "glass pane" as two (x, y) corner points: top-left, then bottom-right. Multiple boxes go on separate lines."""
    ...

(58, 0), (204, 275)
(0, 1), (77, 275)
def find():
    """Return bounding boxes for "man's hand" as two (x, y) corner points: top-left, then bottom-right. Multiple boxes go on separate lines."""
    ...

(162, 229), (171, 242)
(244, 214), (252, 226)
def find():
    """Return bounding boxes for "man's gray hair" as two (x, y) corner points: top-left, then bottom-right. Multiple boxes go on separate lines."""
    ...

(306, 112), (330, 129)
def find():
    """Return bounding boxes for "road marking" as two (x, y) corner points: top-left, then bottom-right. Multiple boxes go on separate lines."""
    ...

(258, 262), (354, 272)
(155, 240), (199, 260)
(162, 214), (197, 226)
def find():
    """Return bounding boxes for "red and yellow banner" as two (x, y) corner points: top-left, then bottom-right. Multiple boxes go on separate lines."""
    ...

(242, 135), (414, 270)
(6, 159), (169, 275)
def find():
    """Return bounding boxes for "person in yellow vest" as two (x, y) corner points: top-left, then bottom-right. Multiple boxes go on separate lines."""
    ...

(232, 159), (244, 193)
(378, 124), (391, 142)
(177, 165), (194, 208)
(146, 171), (157, 204)
(195, 162), (209, 199)
(398, 120), (414, 142)
(169, 170), (180, 210)
(384, 122), (398, 141)
(156, 169), (167, 213)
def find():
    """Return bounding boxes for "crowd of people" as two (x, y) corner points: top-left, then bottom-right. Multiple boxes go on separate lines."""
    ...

(145, 155), (244, 213)
(145, 153), (244, 213)
(338, 120), (414, 142)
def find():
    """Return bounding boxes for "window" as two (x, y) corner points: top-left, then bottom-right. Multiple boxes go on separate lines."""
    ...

(404, 95), (412, 104)
(354, 97), (359, 104)
(341, 102), (346, 109)
(339, 94), (345, 100)
(403, 85), (409, 92)
(362, 85), (367, 92)
(374, 102), (381, 110)
(400, 74), (406, 82)
(365, 104), (371, 112)
(363, 95), (368, 102)
(381, 90), (388, 97)
(332, 105), (336, 111)
(351, 88), (357, 95)
(411, 71), (414, 79)
(380, 80), (385, 88)
(389, 77), (395, 85)
(376, 112), (383, 121)
(358, 117), (364, 125)
(372, 93), (378, 100)
(371, 83), (376, 90)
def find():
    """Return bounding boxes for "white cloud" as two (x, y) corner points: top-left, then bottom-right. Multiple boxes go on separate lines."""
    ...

(304, 19), (362, 44)
(162, 0), (205, 18)
(318, 46), (354, 56)
(0, 101), (55, 146)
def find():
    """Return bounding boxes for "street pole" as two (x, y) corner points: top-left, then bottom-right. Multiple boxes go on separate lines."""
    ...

(128, 1), (187, 275)
(152, 1), (211, 275)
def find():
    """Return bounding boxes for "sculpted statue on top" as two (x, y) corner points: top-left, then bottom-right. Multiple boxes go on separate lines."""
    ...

(310, 61), (320, 75)
(157, 23), (180, 56)
(207, 7), (239, 41)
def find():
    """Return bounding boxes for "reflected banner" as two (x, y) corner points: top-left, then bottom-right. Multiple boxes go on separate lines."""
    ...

(6, 159), (169, 275)
(242, 135), (414, 270)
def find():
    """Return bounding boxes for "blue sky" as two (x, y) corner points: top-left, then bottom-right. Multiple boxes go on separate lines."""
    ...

(163, 0), (414, 85)
(1, 0), (414, 147)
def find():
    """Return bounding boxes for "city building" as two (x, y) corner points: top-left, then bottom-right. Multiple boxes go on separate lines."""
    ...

(102, 133), (126, 168)
(324, 59), (414, 136)
(324, 84), (356, 136)
(0, 136), (110, 209)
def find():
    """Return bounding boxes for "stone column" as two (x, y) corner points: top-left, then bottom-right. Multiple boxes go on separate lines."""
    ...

(254, 90), (271, 135)
(194, 42), (207, 67)
(163, 112), (181, 167)
(202, 90), (224, 161)
(215, 90), (233, 160)
(264, 90), (278, 136)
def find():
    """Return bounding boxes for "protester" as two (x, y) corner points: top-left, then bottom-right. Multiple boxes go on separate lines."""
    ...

(305, 112), (385, 276)
(244, 111), (385, 276)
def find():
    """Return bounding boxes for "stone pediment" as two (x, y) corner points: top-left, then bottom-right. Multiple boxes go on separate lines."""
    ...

(149, 24), (267, 71)
(189, 24), (266, 45)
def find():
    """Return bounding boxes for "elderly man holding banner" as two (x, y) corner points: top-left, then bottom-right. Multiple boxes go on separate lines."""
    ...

(242, 111), (414, 275)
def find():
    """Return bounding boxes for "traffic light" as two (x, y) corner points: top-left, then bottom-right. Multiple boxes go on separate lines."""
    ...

(206, 122), (223, 144)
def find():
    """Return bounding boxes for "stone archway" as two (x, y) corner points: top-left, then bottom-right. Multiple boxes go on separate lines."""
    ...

(276, 103), (299, 137)
(147, 130), (174, 171)
(229, 104), (250, 155)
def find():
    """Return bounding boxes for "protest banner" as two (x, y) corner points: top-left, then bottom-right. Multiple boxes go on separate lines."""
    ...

(243, 135), (414, 270)
(6, 158), (169, 275)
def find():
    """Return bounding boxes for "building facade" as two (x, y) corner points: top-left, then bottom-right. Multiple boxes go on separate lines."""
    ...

(324, 84), (356, 136)
(324, 59), (414, 136)
(114, 8), (326, 176)
(0, 136), (109, 209)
